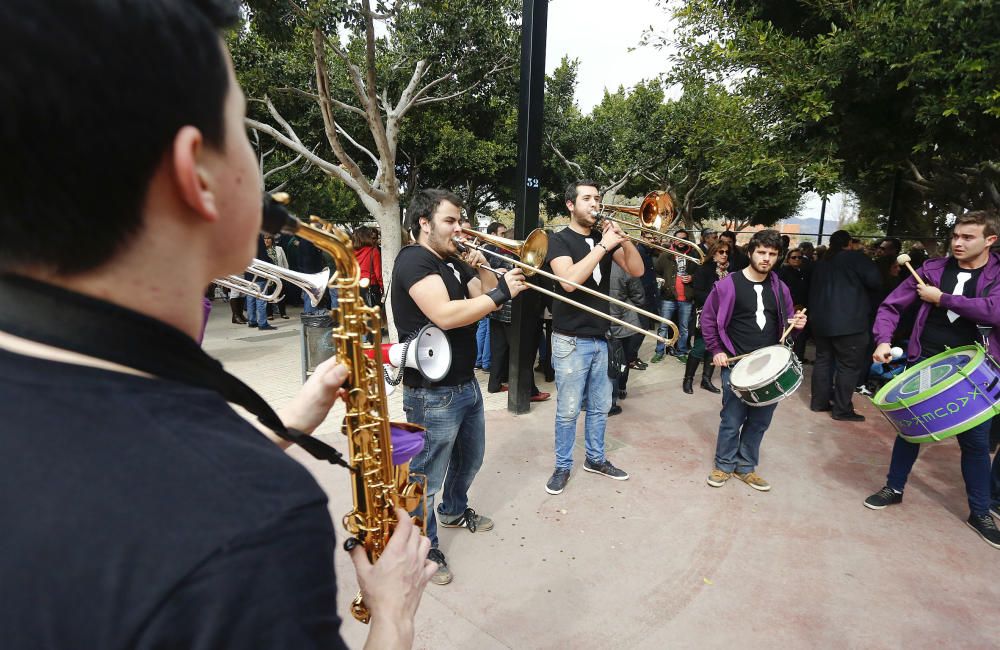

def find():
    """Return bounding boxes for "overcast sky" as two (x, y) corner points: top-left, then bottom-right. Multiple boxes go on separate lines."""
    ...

(544, 0), (673, 113)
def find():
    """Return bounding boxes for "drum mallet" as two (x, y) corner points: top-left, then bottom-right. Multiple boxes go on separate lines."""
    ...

(779, 307), (807, 344)
(896, 254), (926, 287)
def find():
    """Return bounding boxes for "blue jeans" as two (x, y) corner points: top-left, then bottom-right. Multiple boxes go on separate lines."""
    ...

(403, 380), (485, 547)
(655, 300), (692, 355)
(552, 334), (612, 470)
(475, 318), (491, 369)
(714, 367), (778, 473)
(887, 418), (993, 516)
(246, 280), (268, 325)
(301, 289), (322, 314)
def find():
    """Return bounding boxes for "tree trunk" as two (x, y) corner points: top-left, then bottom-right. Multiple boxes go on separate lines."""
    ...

(370, 200), (402, 342)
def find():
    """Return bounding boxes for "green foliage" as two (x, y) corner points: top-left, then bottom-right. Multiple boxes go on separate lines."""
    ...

(651, 0), (1000, 235)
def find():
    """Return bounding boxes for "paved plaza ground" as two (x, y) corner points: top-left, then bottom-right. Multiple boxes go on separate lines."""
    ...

(204, 301), (1000, 649)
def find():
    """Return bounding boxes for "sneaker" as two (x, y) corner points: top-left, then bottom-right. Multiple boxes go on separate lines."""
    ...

(427, 548), (453, 585)
(855, 385), (873, 397)
(992, 504), (1000, 519)
(545, 468), (571, 495)
(627, 360), (647, 370)
(966, 513), (1000, 549)
(733, 471), (771, 492)
(608, 405), (623, 416)
(583, 458), (629, 480)
(439, 507), (494, 533)
(650, 353), (665, 364)
(258, 324), (277, 331)
(864, 486), (903, 510)
(706, 469), (731, 487)
(674, 354), (688, 363)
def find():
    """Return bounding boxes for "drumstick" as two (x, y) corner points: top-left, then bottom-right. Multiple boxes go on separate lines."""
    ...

(896, 254), (926, 287)
(779, 307), (807, 344)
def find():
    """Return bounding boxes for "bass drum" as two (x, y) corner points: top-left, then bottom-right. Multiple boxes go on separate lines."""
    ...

(729, 345), (803, 406)
(872, 344), (1000, 443)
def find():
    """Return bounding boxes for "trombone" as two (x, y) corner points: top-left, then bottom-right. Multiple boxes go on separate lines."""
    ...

(593, 190), (705, 265)
(456, 228), (679, 346)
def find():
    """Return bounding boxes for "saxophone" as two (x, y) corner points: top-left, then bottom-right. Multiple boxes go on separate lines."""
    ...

(263, 193), (426, 624)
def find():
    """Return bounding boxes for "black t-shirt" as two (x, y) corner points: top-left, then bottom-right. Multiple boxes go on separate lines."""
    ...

(728, 271), (780, 355)
(391, 244), (477, 386)
(920, 257), (984, 357)
(0, 350), (347, 650)
(545, 227), (618, 337)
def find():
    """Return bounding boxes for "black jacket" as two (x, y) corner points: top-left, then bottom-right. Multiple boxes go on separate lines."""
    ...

(808, 250), (881, 337)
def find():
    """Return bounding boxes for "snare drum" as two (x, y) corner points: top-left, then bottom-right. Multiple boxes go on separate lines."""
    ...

(871, 344), (1000, 443)
(729, 345), (803, 406)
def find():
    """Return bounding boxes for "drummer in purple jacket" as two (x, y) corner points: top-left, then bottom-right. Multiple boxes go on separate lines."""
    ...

(864, 210), (1000, 549)
(701, 229), (807, 493)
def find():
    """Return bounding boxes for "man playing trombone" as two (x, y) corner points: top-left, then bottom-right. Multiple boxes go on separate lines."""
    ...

(543, 180), (645, 495)
(392, 189), (528, 584)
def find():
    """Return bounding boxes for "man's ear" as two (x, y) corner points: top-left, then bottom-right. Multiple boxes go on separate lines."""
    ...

(420, 215), (431, 233)
(171, 126), (219, 222)
(565, 199), (574, 213)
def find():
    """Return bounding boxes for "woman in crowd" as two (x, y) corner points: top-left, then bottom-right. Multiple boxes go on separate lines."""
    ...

(778, 247), (810, 363)
(263, 234), (289, 319)
(681, 241), (731, 394)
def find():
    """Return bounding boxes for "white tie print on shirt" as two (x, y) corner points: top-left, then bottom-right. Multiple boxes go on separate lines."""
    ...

(947, 271), (973, 323)
(446, 263), (462, 284)
(584, 238), (601, 285)
(754, 284), (766, 330)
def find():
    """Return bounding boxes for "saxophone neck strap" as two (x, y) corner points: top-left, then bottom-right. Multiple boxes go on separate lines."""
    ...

(0, 274), (349, 470)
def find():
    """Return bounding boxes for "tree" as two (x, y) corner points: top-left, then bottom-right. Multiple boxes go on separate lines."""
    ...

(231, 0), (519, 337)
(650, 0), (1000, 234)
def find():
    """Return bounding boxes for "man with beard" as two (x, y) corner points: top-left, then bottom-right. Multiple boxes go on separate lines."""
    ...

(543, 180), (644, 495)
(392, 189), (528, 583)
(864, 211), (1000, 549)
(701, 230), (807, 492)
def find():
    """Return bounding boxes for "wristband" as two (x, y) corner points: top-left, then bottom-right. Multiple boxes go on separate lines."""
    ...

(487, 287), (509, 306)
(596, 242), (609, 253)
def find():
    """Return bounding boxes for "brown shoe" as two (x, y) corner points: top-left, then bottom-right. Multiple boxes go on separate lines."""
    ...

(706, 469), (731, 488)
(733, 471), (771, 492)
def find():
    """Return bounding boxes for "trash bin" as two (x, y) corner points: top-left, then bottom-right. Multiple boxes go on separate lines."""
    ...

(301, 312), (335, 382)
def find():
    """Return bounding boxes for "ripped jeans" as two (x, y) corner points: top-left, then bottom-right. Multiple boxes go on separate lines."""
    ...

(552, 333), (612, 470)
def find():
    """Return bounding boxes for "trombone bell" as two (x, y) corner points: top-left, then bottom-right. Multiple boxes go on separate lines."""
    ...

(459, 227), (549, 276)
(249, 259), (331, 307)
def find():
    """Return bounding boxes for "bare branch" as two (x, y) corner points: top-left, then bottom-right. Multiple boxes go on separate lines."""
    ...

(246, 118), (366, 195)
(407, 61), (516, 113)
(262, 153), (304, 182)
(275, 86), (367, 116)
(335, 122), (380, 172)
(546, 136), (584, 176)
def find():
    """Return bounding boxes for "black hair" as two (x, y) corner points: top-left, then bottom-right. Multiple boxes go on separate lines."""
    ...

(0, 0), (241, 275)
(564, 179), (601, 205)
(721, 230), (736, 241)
(405, 189), (464, 239)
(675, 228), (689, 239)
(747, 229), (783, 255)
(880, 238), (902, 254)
(824, 230), (851, 260)
(487, 221), (506, 235)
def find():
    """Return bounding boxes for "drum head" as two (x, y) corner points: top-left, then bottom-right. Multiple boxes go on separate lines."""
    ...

(731, 345), (793, 388)
(879, 348), (976, 404)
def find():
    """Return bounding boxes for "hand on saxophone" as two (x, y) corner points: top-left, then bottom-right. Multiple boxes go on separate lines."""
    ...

(348, 509), (436, 648)
(277, 356), (350, 436)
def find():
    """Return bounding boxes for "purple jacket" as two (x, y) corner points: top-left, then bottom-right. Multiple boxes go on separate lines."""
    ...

(873, 252), (1000, 362)
(702, 270), (796, 357)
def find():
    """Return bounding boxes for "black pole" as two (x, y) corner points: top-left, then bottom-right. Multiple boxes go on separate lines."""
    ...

(817, 196), (827, 245)
(886, 169), (901, 236)
(508, 0), (548, 414)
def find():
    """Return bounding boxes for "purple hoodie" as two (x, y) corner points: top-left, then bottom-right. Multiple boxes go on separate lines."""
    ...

(701, 270), (796, 357)
(873, 251), (1000, 362)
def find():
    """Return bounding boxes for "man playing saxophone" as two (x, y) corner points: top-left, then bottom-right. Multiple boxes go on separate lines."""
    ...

(0, 2), (433, 648)
(392, 189), (528, 585)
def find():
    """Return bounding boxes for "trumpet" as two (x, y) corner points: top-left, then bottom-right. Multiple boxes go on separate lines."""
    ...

(593, 191), (705, 265)
(456, 228), (679, 346)
(248, 259), (330, 308)
(212, 267), (283, 302)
